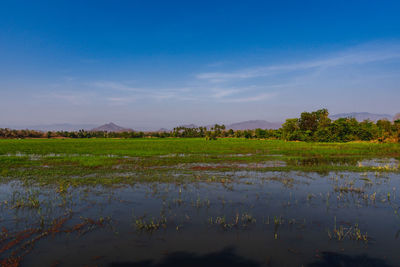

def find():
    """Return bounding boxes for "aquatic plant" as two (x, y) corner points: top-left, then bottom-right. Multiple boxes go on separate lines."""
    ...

(328, 217), (369, 243)
(135, 216), (167, 232)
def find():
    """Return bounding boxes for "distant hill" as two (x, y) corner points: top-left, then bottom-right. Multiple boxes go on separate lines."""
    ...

(393, 113), (400, 122)
(157, 128), (170, 132)
(171, 120), (282, 130)
(2, 123), (97, 132)
(226, 120), (282, 130)
(177, 124), (198, 128)
(91, 123), (133, 132)
(330, 112), (392, 122)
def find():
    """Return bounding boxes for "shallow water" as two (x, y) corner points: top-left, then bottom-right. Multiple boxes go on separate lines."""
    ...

(1, 169), (400, 266)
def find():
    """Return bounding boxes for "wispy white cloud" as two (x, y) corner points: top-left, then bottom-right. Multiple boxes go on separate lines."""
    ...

(89, 81), (143, 92)
(211, 88), (240, 98)
(89, 81), (189, 103)
(44, 43), (399, 108)
(62, 76), (78, 82)
(87, 80), (280, 104)
(197, 43), (400, 83)
(218, 92), (276, 103)
(36, 91), (95, 105)
(106, 96), (137, 105)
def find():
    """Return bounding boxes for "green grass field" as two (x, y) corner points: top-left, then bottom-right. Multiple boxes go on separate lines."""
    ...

(1, 138), (400, 156)
(0, 138), (399, 186)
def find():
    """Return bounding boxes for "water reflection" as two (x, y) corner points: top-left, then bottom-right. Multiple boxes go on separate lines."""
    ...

(308, 251), (393, 267)
(1, 170), (400, 266)
(110, 247), (260, 267)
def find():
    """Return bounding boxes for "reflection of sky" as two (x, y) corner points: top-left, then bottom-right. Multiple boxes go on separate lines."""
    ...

(1, 1), (400, 130)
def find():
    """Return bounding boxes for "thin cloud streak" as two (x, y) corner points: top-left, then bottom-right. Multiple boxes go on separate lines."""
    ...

(36, 92), (96, 105)
(88, 81), (279, 104)
(218, 92), (276, 103)
(211, 88), (240, 98)
(35, 43), (400, 110)
(88, 81), (144, 92)
(197, 43), (400, 83)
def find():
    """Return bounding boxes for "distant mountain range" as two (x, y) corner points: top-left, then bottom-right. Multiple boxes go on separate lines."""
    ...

(177, 124), (198, 129)
(157, 128), (170, 132)
(173, 120), (282, 130)
(330, 112), (393, 122)
(226, 120), (282, 130)
(3, 112), (398, 132)
(1, 123), (97, 131)
(91, 122), (134, 132)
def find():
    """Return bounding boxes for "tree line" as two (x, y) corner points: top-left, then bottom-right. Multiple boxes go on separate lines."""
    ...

(281, 109), (400, 142)
(0, 129), (146, 139)
(1, 109), (399, 142)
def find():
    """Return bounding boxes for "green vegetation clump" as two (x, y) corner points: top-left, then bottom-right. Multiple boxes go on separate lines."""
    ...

(281, 109), (400, 142)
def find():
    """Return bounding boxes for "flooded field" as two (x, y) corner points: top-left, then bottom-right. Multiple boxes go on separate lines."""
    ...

(0, 139), (400, 266)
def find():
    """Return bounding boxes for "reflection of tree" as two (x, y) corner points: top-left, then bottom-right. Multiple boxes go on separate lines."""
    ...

(308, 251), (393, 267)
(110, 247), (260, 267)
(110, 248), (394, 267)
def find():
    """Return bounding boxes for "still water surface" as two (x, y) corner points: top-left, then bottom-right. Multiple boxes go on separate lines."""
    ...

(1, 168), (399, 266)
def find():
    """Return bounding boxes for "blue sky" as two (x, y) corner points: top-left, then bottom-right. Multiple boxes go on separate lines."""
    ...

(1, 1), (400, 130)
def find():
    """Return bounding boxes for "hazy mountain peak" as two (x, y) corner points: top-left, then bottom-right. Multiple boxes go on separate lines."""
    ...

(226, 120), (282, 130)
(330, 112), (392, 122)
(177, 124), (198, 128)
(157, 128), (170, 132)
(91, 123), (134, 132)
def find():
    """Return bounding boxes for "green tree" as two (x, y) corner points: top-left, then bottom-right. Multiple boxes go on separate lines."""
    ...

(282, 118), (303, 141)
